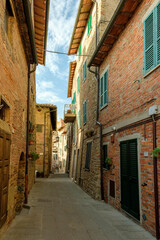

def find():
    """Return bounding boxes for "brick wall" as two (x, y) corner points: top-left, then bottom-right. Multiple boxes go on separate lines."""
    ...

(99, 0), (160, 236)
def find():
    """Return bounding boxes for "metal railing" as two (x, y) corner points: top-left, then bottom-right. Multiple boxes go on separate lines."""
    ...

(64, 104), (76, 115)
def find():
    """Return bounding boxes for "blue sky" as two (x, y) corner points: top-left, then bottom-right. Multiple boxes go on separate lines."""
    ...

(36, 0), (79, 121)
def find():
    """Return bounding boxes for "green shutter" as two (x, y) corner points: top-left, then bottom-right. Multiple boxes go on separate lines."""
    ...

(100, 77), (103, 108)
(144, 12), (155, 72)
(77, 76), (79, 93)
(104, 71), (108, 105)
(85, 142), (92, 169)
(88, 13), (92, 35)
(83, 61), (87, 82)
(83, 100), (87, 124)
(78, 44), (81, 58)
(78, 110), (81, 128)
(157, 3), (160, 63)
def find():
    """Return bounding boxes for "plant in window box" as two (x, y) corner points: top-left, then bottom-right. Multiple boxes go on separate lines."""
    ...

(29, 152), (39, 161)
(153, 147), (160, 157)
(105, 157), (112, 170)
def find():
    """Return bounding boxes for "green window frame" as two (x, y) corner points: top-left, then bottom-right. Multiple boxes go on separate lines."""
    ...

(78, 110), (81, 128)
(78, 44), (81, 58)
(83, 100), (87, 125)
(88, 13), (92, 35)
(100, 70), (108, 108)
(144, 3), (160, 74)
(77, 76), (79, 93)
(83, 60), (87, 82)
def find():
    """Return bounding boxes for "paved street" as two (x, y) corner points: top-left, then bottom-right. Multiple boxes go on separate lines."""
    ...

(2, 174), (155, 240)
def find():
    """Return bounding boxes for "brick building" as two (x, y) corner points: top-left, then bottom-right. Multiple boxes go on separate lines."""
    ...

(0, 0), (50, 237)
(66, 0), (120, 198)
(36, 104), (57, 177)
(88, 0), (160, 237)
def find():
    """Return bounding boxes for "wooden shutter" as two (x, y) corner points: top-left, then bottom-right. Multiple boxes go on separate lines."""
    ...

(78, 110), (81, 128)
(78, 44), (81, 58)
(104, 71), (108, 105)
(83, 101), (87, 124)
(77, 76), (79, 93)
(85, 142), (92, 169)
(157, 3), (160, 64)
(103, 145), (107, 168)
(85, 61), (87, 80)
(100, 77), (103, 108)
(144, 12), (155, 72)
(88, 13), (92, 35)
(0, 131), (11, 228)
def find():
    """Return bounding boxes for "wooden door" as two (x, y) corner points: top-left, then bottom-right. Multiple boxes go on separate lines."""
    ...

(0, 130), (11, 228)
(120, 139), (140, 220)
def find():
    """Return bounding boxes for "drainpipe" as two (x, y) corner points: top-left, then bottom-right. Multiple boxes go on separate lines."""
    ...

(152, 115), (160, 240)
(88, 0), (104, 200)
(25, 64), (36, 204)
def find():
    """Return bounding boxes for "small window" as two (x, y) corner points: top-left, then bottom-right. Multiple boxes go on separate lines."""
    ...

(88, 13), (92, 35)
(83, 100), (87, 125)
(83, 60), (87, 82)
(144, 2), (160, 73)
(0, 98), (10, 122)
(4, 0), (13, 38)
(100, 70), (108, 108)
(36, 124), (43, 132)
(85, 142), (92, 170)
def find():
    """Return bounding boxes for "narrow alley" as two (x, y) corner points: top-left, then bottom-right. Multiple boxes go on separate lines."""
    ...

(2, 175), (155, 240)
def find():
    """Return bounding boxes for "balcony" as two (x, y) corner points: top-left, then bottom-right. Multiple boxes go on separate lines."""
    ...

(64, 104), (76, 123)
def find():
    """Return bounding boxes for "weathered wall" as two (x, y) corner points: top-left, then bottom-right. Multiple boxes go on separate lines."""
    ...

(0, 0), (35, 236)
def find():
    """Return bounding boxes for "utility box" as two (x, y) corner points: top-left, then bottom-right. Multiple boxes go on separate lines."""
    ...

(149, 105), (158, 116)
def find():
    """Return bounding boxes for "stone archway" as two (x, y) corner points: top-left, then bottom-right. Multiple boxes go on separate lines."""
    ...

(15, 152), (25, 213)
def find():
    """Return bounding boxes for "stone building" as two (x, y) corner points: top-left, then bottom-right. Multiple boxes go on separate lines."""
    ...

(66, 0), (120, 199)
(36, 104), (57, 177)
(88, 0), (160, 237)
(0, 0), (50, 237)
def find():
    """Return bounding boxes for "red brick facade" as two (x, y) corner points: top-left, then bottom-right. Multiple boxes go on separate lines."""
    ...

(98, 0), (160, 236)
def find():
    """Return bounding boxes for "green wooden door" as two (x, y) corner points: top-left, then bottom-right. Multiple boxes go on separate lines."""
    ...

(120, 139), (140, 220)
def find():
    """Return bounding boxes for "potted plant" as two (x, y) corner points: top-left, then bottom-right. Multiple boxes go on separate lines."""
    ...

(153, 147), (160, 157)
(29, 140), (34, 145)
(105, 157), (112, 170)
(29, 122), (34, 133)
(29, 152), (39, 161)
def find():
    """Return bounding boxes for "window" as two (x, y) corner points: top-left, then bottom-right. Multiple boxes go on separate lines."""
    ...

(88, 13), (92, 35)
(78, 110), (81, 128)
(36, 124), (43, 132)
(77, 76), (79, 93)
(144, 3), (160, 73)
(83, 100), (87, 125)
(0, 98), (10, 122)
(4, 0), (13, 38)
(100, 70), (108, 108)
(83, 60), (87, 82)
(85, 142), (92, 170)
(72, 91), (76, 104)
(78, 44), (81, 58)
(103, 145), (108, 169)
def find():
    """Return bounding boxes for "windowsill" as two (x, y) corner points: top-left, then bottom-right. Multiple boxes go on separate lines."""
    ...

(100, 104), (108, 111)
(144, 63), (160, 78)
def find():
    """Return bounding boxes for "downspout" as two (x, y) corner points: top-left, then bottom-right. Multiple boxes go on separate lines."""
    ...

(152, 115), (160, 240)
(88, 0), (104, 200)
(25, 64), (36, 204)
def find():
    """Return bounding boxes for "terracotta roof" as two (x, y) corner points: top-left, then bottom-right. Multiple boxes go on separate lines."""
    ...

(67, 61), (77, 98)
(36, 104), (57, 109)
(88, 0), (142, 67)
(68, 0), (93, 55)
(34, 0), (50, 65)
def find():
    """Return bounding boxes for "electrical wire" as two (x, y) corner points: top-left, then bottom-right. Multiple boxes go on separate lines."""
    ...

(36, 48), (91, 57)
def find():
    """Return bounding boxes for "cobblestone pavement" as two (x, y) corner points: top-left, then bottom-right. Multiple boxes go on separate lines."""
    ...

(2, 174), (155, 240)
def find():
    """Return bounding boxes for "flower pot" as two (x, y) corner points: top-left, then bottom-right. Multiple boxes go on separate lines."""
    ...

(29, 140), (34, 145)
(29, 128), (34, 133)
